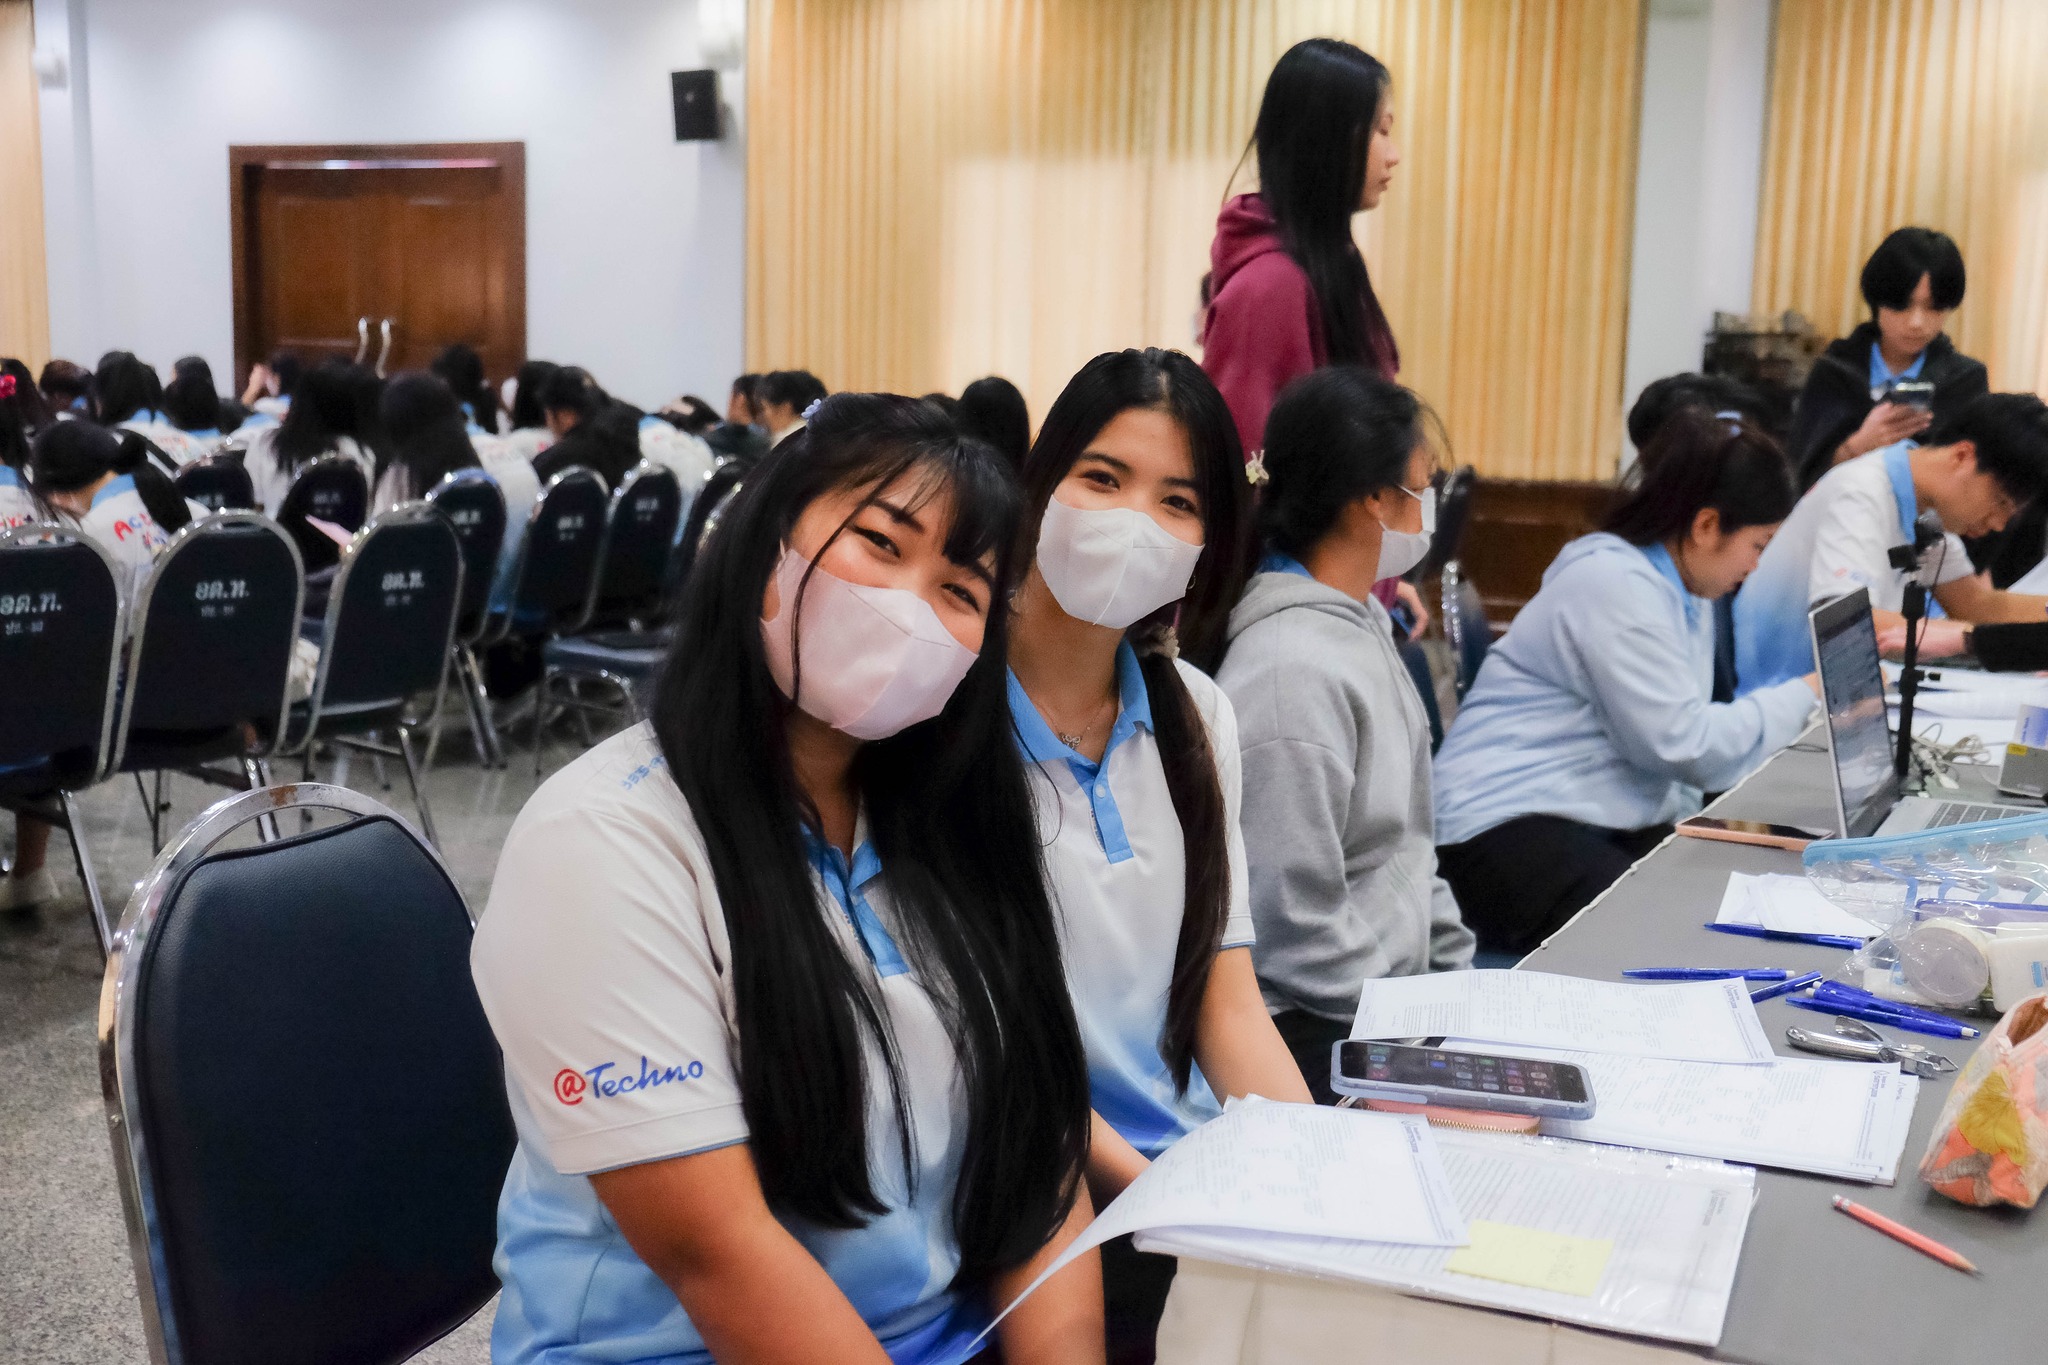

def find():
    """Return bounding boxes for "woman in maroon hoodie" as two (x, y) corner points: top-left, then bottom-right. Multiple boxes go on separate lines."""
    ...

(1204, 37), (1412, 619)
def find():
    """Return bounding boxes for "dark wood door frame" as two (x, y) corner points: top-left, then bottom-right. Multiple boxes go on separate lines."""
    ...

(228, 141), (526, 388)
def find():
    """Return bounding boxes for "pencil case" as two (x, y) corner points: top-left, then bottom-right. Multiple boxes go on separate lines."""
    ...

(1919, 991), (2048, 1208)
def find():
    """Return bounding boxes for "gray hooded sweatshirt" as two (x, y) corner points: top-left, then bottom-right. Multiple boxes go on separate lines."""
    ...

(1217, 569), (1476, 1022)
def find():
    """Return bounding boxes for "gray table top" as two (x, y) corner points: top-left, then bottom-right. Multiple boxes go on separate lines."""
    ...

(1519, 737), (2039, 1364)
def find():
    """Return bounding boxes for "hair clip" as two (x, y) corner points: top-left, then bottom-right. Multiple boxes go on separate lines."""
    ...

(1245, 450), (1270, 487)
(0, 374), (15, 400)
(801, 398), (825, 423)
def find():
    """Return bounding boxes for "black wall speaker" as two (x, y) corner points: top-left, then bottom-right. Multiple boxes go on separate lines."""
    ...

(671, 69), (721, 141)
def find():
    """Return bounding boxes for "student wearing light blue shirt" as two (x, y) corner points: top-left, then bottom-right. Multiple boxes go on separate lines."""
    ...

(1005, 349), (1311, 1360)
(472, 395), (1099, 1365)
(1434, 414), (1818, 955)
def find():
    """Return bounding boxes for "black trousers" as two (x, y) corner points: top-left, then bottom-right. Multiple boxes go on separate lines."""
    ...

(1437, 814), (1672, 955)
(1102, 1232), (1177, 1365)
(1271, 1008), (1351, 1106)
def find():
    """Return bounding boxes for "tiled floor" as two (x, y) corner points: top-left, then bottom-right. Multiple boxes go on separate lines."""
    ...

(0, 718), (603, 1362)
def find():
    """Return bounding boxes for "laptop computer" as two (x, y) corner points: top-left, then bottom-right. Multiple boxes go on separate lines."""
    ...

(1808, 590), (2038, 837)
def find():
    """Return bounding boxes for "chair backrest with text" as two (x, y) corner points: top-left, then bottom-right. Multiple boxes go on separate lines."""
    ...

(0, 525), (122, 790)
(173, 453), (256, 514)
(308, 505), (462, 723)
(588, 462), (682, 627)
(276, 456), (369, 576)
(424, 473), (507, 647)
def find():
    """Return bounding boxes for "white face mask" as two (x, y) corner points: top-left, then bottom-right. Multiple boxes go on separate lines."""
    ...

(759, 547), (979, 740)
(1375, 485), (1437, 581)
(1034, 494), (1204, 629)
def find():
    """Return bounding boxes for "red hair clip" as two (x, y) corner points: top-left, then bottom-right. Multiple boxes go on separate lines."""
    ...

(0, 373), (16, 400)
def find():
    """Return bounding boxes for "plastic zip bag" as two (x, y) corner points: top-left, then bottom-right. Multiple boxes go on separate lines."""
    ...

(1801, 813), (2048, 925)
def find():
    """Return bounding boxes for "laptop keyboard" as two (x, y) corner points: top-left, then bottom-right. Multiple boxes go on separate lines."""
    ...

(1929, 802), (2027, 828)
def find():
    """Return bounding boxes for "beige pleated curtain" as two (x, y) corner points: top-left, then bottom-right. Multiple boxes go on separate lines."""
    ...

(1754, 0), (2048, 396)
(0, 0), (50, 370)
(748, 0), (1644, 481)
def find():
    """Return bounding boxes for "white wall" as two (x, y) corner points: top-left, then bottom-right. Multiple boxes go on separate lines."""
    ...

(32, 0), (745, 410)
(1621, 0), (1774, 459)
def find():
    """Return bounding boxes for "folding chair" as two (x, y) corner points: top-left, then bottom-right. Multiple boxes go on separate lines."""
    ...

(172, 452), (256, 514)
(281, 504), (462, 844)
(422, 473), (508, 769)
(98, 783), (514, 1364)
(0, 524), (125, 950)
(534, 465), (684, 765)
(275, 454), (370, 580)
(109, 513), (304, 854)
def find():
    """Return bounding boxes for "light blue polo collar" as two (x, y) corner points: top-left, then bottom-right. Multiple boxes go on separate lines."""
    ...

(1869, 342), (1928, 394)
(1257, 549), (1314, 579)
(800, 827), (907, 978)
(89, 474), (137, 509)
(1008, 641), (1153, 863)
(1640, 541), (1701, 629)
(1881, 440), (1922, 543)
(0, 465), (18, 487)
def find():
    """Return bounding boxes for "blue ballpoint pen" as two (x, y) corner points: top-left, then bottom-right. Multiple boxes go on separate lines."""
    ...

(1749, 971), (1824, 1003)
(1810, 982), (1962, 1026)
(1784, 997), (1981, 1039)
(1703, 922), (1867, 950)
(1623, 968), (1793, 981)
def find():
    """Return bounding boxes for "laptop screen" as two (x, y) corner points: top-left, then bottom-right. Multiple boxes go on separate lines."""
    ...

(1809, 590), (1898, 839)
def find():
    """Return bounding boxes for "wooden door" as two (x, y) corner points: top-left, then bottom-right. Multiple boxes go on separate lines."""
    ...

(231, 143), (525, 391)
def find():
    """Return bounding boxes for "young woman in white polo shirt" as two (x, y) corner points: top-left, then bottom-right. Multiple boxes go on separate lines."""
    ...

(1008, 349), (1311, 1362)
(472, 394), (1100, 1365)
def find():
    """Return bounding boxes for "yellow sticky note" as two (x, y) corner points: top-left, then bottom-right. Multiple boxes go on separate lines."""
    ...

(1442, 1221), (1613, 1297)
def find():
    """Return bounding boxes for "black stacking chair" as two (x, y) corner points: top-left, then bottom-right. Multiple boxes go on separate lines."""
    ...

(98, 783), (514, 1365)
(585, 463), (683, 629)
(281, 504), (462, 844)
(479, 468), (609, 646)
(422, 473), (509, 769)
(1441, 560), (1496, 701)
(531, 466), (684, 769)
(172, 453), (255, 513)
(110, 513), (304, 854)
(275, 454), (370, 580)
(0, 524), (124, 950)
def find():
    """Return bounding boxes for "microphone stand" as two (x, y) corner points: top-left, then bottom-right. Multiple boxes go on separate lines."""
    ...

(1893, 578), (1926, 781)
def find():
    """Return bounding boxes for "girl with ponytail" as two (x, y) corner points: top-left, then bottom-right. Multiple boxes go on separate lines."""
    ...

(1007, 348), (1311, 1360)
(27, 421), (203, 590)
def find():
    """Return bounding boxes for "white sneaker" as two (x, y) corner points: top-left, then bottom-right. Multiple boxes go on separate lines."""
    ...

(0, 868), (59, 912)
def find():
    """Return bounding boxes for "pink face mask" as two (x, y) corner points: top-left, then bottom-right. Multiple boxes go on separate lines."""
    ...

(759, 546), (980, 740)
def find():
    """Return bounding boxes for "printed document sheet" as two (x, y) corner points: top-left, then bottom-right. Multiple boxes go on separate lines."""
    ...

(978, 1101), (1465, 1340)
(1350, 971), (1774, 1064)
(1716, 871), (1882, 938)
(1138, 1129), (1755, 1347)
(1451, 1040), (1922, 1183)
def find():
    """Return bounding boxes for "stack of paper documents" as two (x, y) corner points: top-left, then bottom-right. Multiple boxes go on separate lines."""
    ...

(1349, 970), (1775, 1064)
(1458, 1043), (1921, 1183)
(1139, 1128), (1755, 1347)
(978, 1100), (1466, 1344)
(1716, 871), (1882, 938)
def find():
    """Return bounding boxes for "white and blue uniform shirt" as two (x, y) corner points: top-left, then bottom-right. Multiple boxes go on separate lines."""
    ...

(1870, 342), (1928, 399)
(472, 725), (989, 1365)
(72, 475), (203, 594)
(119, 415), (215, 466)
(1732, 443), (1973, 691)
(1010, 644), (1255, 1159)
(244, 427), (376, 518)
(0, 466), (40, 530)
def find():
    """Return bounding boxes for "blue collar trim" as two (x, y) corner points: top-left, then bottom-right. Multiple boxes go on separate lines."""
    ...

(800, 828), (907, 977)
(1869, 341), (1928, 392)
(0, 466), (18, 487)
(1007, 641), (1152, 767)
(90, 474), (137, 509)
(1258, 549), (1314, 579)
(1881, 440), (1921, 543)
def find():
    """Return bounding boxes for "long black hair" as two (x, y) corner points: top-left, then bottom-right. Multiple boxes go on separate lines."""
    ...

(650, 392), (1088, 1287)
(1247, 38), (1398, 373)
(1021, 348), (1251, 1091)
(92, 351), (162, 426)
(28, 421), (193, 534)
(959, 376), (1031, 471)
(1259, 367), (1436, 559)
(508, 360), (559, 431)
(380, 373), (482, 501)
(431, 343), (496, 433)
(1605, 411), (1796, 546)
(2, 356), (54, 447)
(273, 359), (362, 474)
